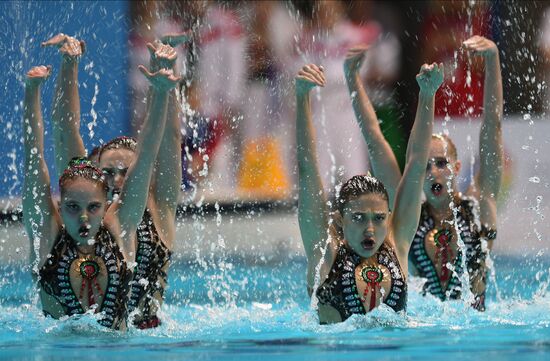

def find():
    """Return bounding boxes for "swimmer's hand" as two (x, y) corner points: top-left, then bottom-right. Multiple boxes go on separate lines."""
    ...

(160, 31), (192, 48)
(295, 64), (326, 95)
(41, 33), (85, 62)
(25, 65), (52, 87)
(147, 42), (178, 73)
(139, 66), (181, 91)
(416, 63), (444, 96)
(462, 35), (498, 58)
(344, 45), (368, 77)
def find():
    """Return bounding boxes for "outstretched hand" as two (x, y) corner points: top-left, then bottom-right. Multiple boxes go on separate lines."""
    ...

(148, 32), (191, 72)
(139, 65), (181, 91)
(463, 35), (498, 58)
(295, 64), (326, 95)
(416, 63), (444, 96)
(344, 45), (368, 76)
(42, 33), (85, 61)
(25, 65), (52, 87)
(147, 41), (178, 72)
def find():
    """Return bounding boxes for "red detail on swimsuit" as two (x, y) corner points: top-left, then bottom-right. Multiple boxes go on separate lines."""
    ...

(360, 266), (383, 312)
(83, 264), (95, 278)
(78, 260), (103, 307)
(138, 316), (161, 329)
(435, 230), (454, 283)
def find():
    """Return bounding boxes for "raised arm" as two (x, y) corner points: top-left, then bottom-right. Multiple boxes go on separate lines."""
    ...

(22, 66), (61, 267)
(42, 34), (86, 178)
(296, 64), (329, 261)
(344, 46), (402, 207)
(105, 67), (180, 258)
(463, 36), (503, 241)
(392, 64), (444, 259)
(147, 35), (189, 245)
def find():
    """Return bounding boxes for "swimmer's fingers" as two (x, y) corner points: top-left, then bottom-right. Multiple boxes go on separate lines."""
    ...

(48, 35), (84, 60)
(41, 33), (67, 48)
(462, 38), (484, 52)
(138, 65), (153, 79)
(42, 34), (84, 58)
(300, 68), (326, 87)
(146, 42), (159, 57)
(139, 66), (181, 90)
(306, 64), (326, 85)
(416, 62), (444, 95)
(61, 37), (83, 57)
(25, 65), (52, 86)
(148, 42), (177, 72)
(418, 63), (433, 77)
(463, 36), (497, 56)
(160, 31), (192, 47)
(26, 65), (52, 78)
(155, 43), (177, 62)
(297, 72), (323, 87)
(435, 62), (444, 79)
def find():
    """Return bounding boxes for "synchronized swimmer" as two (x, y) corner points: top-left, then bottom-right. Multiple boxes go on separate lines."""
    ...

(21, 31), (503, 329)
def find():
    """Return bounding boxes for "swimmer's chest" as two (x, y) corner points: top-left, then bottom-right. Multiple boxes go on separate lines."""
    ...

(423, 227), (460, 288)
(354, 261), (393, 307)
(68, 257), (109, 311)
(318, 261), (393, 324)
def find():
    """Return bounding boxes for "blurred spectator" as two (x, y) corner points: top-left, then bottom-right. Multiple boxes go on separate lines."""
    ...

(193, 2), (247, 194)
(128, 1), (248, 196)
(282, 0), (400, 191)
(237, 1), (293, 199)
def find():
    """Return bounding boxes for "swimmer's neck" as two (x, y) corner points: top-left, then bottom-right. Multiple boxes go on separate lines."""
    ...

(426, 197), (455, 225)
(75, 241), (95, 255)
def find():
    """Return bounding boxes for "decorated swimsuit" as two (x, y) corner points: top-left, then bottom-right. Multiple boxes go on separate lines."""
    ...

(316, 242), (407, 322)
(409, 197), (496, 309)
(39, 226), (131, 329)
(127, 209), (172, 329)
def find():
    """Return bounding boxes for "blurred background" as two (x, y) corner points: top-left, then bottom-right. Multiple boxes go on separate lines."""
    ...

(0, 0), (549, 259)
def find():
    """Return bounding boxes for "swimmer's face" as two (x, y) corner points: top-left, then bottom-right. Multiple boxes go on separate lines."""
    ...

(424, 138), (461, 204)
(340, 193), (389, 258)
(99, 148), (135, 201)
(60, 178), (107, 246)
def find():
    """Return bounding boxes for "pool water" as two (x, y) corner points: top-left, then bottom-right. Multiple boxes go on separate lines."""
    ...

(1, 255), (549, 360)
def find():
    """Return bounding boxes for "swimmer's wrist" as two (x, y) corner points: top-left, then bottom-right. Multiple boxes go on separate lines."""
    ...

(24, 81), (41, 90)
(483, 50), (499, 63)
(295, 89), (311, 99)
(418, 89), (436, 98)
(344, 70), (361, 84)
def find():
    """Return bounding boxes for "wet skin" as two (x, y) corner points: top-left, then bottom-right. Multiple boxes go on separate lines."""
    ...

(99, 148), (135, 202)
(319, 193), (394, 323)
(423, 138), (461, 208)
(420, 137), (465, 291)
(59, 178), (107, 251)
(340, 193), (390, 259)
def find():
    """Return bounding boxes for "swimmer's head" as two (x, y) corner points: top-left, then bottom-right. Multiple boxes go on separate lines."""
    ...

(98, 136), (137, 201)
(59, 157), (108, 245)
(425, 133), (461, 205)
(334, 175), (390, 258)
(88, 145), (103, 166)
